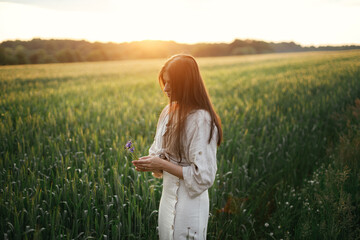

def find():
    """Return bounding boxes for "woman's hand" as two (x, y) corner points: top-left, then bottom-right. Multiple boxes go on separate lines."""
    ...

(132, 155), (183, 179)
(132, 155), (166, 172)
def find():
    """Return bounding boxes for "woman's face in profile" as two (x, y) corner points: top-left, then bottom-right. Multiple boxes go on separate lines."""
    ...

(163, 71), (171, 99)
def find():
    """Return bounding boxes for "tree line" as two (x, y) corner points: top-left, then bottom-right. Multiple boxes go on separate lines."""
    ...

(0, 38), (359, 65)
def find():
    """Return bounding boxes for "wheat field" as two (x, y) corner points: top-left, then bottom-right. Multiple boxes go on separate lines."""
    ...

(1, 50), (360, 239)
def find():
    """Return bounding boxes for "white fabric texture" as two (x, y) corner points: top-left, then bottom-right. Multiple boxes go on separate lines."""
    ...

(148, 105), (218, 240)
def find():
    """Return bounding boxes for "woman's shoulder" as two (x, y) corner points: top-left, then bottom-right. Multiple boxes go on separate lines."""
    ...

(185, 109), (217, 140)
(187, 109), (211, 123)
(159, 104), (170, 119)
(162, 104), (170, 113)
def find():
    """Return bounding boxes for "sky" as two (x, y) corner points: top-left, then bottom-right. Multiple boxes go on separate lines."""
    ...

(0, 0), (359, 46)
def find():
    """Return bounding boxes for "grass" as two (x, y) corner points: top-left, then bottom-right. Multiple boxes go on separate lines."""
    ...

(267, 99), (360, 240)
(1, 50), (360, 239)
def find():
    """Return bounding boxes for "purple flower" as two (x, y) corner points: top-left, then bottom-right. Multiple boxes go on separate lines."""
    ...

(124, 139), (138, 160)
(125, 140), (132, 149)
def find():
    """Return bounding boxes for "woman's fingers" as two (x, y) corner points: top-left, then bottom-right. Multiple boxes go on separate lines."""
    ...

(133, 160), (152, 172)
(135, 167), (146, 172)
(135, 166), (152, 172)
(132, 159), (149, 167)
(134, 159), (149, 163)
(133, 159), (147, 163)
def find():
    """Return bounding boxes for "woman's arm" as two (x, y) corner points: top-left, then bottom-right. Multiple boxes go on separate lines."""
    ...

(132, 156), (183, 179)
(161, 160), (183, 179)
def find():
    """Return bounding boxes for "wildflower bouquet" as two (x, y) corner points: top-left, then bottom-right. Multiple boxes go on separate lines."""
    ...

(124, 140), (139, 161)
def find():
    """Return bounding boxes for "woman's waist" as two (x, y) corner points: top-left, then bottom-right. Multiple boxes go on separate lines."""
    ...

(162, 171), (182, 189)
(162, 172), (209, 200)
(162, 170), (182, 183)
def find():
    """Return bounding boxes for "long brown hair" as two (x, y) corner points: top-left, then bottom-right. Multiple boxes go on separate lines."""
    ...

(158, 54), (223, 161)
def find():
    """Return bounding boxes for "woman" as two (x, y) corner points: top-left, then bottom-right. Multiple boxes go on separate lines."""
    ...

(132, 54), (222, 240)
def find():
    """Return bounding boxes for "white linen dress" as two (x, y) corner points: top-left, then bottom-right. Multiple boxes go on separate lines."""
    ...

(149, 105), (218, 240)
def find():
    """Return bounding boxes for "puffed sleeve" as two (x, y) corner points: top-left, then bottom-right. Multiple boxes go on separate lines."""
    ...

(148, 104), (169, 156)
(148, 124), (159, 156)
(148, 140), (157, 156)
(182, 110), (218, 198)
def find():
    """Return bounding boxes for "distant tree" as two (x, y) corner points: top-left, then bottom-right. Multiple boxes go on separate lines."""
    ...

(0, 47), (5, 65)
(0, 38), (359, 65)
(44, 54), (57, 63)
(44, 40), (58, 54)
(55, 49), (75, 62)
(252, 40), (273, 53)
(192, 43), (229, 57)
(28, 38), (45, 49)
(29, 49), (47, 64)
(231, 46), (257, 55)
(74, 50), (84, 62)
(269, 41), (303, 52)
(86, 49), (108, 61)
(3, 48), (16, 64)
(15, 45), (28, 64)
(229, 39), (273, 54)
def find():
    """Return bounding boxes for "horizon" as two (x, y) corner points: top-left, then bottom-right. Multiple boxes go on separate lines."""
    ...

(0, 0), (360, 47)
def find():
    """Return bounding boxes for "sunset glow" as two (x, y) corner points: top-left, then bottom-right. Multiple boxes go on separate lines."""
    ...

(0, 0), (359, 46)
